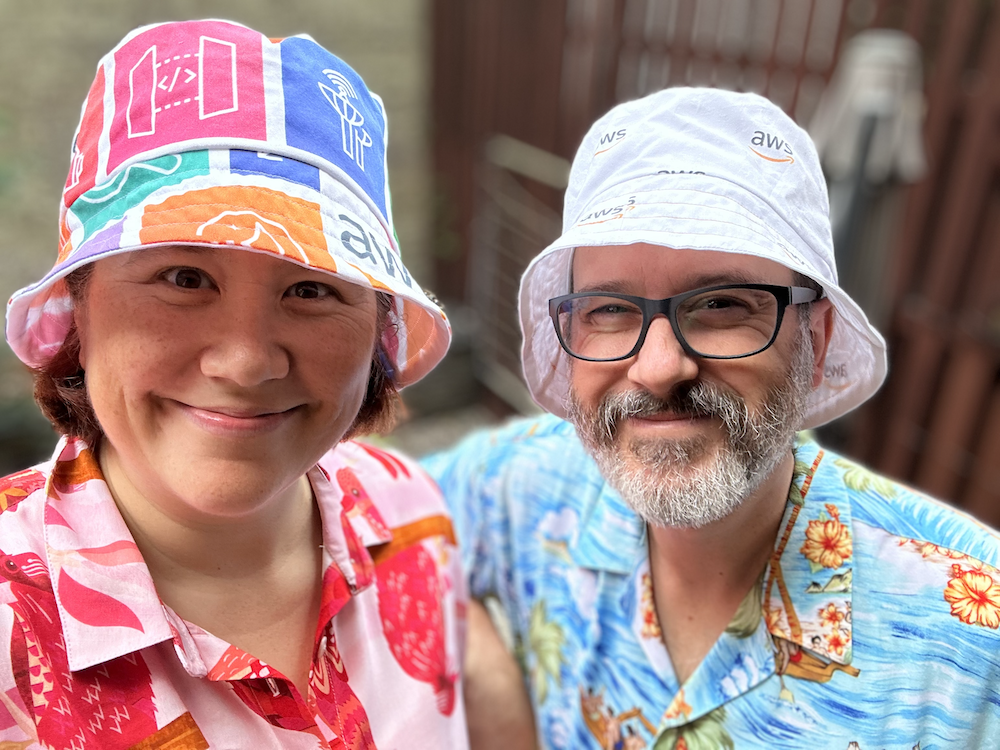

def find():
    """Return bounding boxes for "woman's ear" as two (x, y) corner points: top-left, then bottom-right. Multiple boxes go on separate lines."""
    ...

(74, 305), (89, 371)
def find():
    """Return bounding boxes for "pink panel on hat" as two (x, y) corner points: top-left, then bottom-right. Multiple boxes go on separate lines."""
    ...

(63, 67), (105, 207)
(108, 21), (267, 174)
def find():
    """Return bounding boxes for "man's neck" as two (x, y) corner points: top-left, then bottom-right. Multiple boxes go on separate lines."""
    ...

(646, 450), (794, 685)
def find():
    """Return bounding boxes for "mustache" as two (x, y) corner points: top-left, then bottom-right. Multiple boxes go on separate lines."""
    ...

(592, 381), (753, 445)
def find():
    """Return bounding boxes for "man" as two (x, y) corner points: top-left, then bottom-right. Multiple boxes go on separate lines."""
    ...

(424, 88), (1000, 749)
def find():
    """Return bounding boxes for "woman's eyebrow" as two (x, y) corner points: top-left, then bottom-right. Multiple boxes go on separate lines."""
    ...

(121, 245), (212, 266)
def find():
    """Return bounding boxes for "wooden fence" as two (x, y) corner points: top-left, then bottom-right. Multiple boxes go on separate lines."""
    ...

(432, 0), (1000, 526)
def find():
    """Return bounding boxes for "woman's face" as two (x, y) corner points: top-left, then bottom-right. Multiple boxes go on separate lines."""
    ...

(75, 245), (378, 523)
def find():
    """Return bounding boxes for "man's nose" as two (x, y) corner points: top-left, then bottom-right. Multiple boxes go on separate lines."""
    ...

(626, 316), (700, 397)
(199, 292), (290, 387)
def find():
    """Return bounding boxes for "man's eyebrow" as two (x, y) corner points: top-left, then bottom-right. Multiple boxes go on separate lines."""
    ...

(573, 271), (769, 296)
(684, 271), (761, 287)
(574, 280), (633, 295)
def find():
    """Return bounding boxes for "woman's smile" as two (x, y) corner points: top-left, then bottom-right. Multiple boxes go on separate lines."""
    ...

(169, 399), (304, 437)
(75, 245), (379, 522)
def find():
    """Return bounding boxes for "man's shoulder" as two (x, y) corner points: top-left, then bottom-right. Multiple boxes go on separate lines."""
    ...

(421, 413), (591, 480)
(809, 440), (1000, 568)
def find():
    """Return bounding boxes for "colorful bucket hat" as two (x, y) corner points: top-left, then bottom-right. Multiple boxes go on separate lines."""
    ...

(519, 87), (888, 429)
(5, 19), (449, 387)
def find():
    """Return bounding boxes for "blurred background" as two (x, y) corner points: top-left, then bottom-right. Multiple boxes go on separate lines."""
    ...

(2, 0), (999, 526)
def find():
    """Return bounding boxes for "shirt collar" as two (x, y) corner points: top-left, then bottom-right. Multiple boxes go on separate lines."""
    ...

(44, 439), (395, 673)
(44, 437), (175, 672)
(763, 437), (855, 666)
(570, 477), (647, 574)
(569, 435), (856, 666)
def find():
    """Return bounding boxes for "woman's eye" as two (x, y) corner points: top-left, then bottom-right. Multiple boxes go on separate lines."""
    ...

(287, 281), (336, 300)
(163, 268), (211, 289)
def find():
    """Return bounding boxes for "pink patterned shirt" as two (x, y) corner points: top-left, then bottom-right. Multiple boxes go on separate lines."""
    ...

(0, 437), (468, 749)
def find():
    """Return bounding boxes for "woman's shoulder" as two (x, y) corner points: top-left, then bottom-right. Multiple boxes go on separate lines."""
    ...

(0, 458), (57, 549)
(317, 440), (451, 531)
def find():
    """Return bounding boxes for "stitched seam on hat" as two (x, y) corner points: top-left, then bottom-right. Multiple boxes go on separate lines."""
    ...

(578, 180), (819, 259)
(586, 186), (798, 248)
(570, 214), (797, 252)
(73, 187), (397, 250)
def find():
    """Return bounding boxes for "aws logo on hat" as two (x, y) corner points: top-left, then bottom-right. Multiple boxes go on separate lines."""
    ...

(749, 130), (795, 164)
(594, 128), (627, 156)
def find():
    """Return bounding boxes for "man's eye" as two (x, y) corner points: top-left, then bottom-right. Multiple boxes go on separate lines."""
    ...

(163, 268), (211, 289)
(704, 297), (741, 309)
(287, 281), (336, 300)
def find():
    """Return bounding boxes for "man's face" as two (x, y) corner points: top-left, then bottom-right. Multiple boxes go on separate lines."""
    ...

(567, 243), (829, 528)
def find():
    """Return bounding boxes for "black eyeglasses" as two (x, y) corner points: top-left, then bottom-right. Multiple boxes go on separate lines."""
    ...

(548, 284), (820, 362)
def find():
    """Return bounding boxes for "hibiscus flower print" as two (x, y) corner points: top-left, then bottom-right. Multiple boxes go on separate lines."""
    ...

(640, 572), (662, 640)
(663, 688), (692, 721)
(819, 603), (845, 628)
(764, 606), (789, 640)
(825, 630), (848, 656)
(944, 567), (1000, 629)
(800, 505), (852, 569)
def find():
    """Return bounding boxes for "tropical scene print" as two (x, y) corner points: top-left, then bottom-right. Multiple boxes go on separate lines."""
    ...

(425, 414), (1000, 749)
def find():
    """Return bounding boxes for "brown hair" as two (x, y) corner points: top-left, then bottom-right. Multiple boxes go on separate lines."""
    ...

(31, 265), (401, 447)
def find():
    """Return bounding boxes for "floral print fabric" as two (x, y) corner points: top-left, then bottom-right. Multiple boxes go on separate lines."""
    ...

(0, 437), (467, 749)
(423, 414), (1000, 750)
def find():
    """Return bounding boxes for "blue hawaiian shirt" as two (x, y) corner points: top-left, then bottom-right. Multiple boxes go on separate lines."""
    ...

(423, 414), (1000, 750)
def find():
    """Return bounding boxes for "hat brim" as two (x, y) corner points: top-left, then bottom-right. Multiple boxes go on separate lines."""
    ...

(519, 177), (887, 429)
(7, 155), (449, 387)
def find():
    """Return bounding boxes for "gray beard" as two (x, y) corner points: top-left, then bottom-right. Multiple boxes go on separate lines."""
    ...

(568, 325), (815, 529)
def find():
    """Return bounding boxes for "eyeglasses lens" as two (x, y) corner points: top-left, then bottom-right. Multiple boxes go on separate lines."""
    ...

(556, 288), (781, 360)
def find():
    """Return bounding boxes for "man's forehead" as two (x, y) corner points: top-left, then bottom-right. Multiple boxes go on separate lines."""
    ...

(570, 243), (796, 291)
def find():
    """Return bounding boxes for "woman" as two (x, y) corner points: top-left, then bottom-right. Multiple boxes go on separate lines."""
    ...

(0, 19), (464, 748)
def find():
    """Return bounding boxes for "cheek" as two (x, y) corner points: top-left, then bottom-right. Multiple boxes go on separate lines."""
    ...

(569, 360), (622, 406)
(304, 317), (378, 403)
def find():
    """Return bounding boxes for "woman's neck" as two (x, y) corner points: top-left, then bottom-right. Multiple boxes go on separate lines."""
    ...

(98, 440), (325, 693)
(98, 440), (320, 578)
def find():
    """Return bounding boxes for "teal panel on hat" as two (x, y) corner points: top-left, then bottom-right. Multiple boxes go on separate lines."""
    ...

(70, 151), (211, 242)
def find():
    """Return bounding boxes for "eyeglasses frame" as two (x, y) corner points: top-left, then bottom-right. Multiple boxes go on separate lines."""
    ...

(548, 283), (821, 362)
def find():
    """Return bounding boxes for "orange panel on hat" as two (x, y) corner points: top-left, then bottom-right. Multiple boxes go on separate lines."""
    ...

(357, 268), (393, 292)
(56, 215), (74, 265)
(139, 186), (335, 271)
(402, 297), (445, 365)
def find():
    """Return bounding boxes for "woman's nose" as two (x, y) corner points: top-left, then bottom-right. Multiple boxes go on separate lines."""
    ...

(199, 292), (290, 386)
(626, 316), (700, 397)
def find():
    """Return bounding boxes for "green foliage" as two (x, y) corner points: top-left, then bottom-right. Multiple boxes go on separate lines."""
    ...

(725, 577), (763, 639)
(653, 707), (734, 750)
(528, 600), (566, 705)
(833, 459), (898, 498)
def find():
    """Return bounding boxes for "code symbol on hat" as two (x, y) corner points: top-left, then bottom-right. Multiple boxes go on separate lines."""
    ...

(110, 21), (266, 174)
(127, 38), (239, 138)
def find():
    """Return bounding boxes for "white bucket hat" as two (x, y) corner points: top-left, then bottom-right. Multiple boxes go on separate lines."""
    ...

(519, 87), (887, 429)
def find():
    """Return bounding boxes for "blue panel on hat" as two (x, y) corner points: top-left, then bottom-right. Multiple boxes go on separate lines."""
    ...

(279, 37), (388, 221)
(229, 149), (321, 191)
